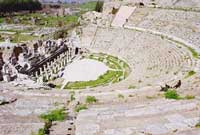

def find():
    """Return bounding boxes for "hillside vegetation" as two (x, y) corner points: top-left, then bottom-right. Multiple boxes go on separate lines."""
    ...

(0, 0), (42, 13)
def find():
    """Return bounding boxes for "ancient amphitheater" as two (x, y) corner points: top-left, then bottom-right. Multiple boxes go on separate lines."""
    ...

(0, 0), (200, 135)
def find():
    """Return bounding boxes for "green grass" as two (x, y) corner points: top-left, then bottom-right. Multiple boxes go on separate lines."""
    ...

(37, 128), (45, 135)
(164, 89), (181, 100)
(0, 17), (4, 23)
(184, 95), (195, 100)
(80, 1), (97, 11)
(185, 70), (196, 78)
(6, 13), (79, 27)
(128, 85), (136, 89)
(195, 122), (200, 128)
(89, 53), (125, 70)
(64, 53), (130, 89)
(85, 96), (97, 104)
(0, 33), (39, 43)
(40, 108), (67, 122)
(164, 89), (195, 100)
(36, 108), (66, 135)
(65, 70), (122, 89)
(75, 104), (88, 112)
(187, 46), (200, 58)
(70, 93), (76, 101)
(12, 34), (38, 42)
(55, 85), (62, 89)
(35, 120), (52, 135)
(41, 15), (79, 27)
(118, 94), (125, 99)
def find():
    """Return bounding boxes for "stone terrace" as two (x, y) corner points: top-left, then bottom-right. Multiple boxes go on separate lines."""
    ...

(76, 98), (200, 135)
(89, 27), (197, 89)
(126, 8), (200, 49)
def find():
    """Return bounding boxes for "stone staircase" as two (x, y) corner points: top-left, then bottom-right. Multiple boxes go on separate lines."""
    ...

(76, 99), (200, 135)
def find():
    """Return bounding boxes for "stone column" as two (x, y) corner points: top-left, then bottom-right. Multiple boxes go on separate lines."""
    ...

(39, 67), (43, 75)
(50, 70), (54, 80)
(63, 57), (66, 66)
(53, 65), (57, 74)
(35, 71), (39, 78)
(45, 71), (49, 81)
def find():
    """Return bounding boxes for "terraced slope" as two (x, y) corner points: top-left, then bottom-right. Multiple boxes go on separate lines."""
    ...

(126, 8), (200, 50)
(90, 27), (197, 89)
(76, 98), (200, 135)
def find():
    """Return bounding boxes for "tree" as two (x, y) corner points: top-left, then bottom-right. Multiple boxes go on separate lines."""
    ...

(95, 0), (104, 12)
(0, 0), (42, 13)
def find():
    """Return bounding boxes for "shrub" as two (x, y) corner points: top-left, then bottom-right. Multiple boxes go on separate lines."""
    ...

(75, 104), (87, 112)
(85, 96), (97, 104)
(40, 108), (67, 122)
(112, 7), (118, 14)
(38, 108), (66, 135)
(95, 1), (104, 12)
(164, 89), (181, 100)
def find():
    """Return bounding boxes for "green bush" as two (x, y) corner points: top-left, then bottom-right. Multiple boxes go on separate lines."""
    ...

(37, 108), (66, 135)
(164, 89), (181, 100)
(75, 104), (87, 112)
(40, 108), (67, 122)
(86, 96), (97, 104)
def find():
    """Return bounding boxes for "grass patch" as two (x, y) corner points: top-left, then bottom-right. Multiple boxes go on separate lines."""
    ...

(6, 13), (79, 27)
(164, 89), (181, 100)
(12, 33), (38, 42)
(64, 53), (130, 89)
(0, 17), (4, 23)
(65, 70), (122, 89)
(40, 108), (67, 122)
(80, 1), (97, 11)
(185, 70), (196, 78)
(118, 94), (125, 99)
(128, 85), (136, 89)
(70, 93), (76, 102)
(184, 95), (195, 100)
(146, 96), (157, 99)
(164, 89), (195, 100)
(75, 104), (88, 112)
(187, 46), (199, 58)
(36, 128), (45, 135)
(195, 121), (200, 128)
(36, 108), (67, 135)
(85, 96), (97, 104)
